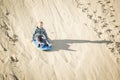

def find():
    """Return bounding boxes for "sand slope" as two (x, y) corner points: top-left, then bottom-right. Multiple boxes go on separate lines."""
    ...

(0, 0), (120, 80)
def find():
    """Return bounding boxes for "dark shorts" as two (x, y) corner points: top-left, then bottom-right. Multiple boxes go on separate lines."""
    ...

(38, 35), (48, 45)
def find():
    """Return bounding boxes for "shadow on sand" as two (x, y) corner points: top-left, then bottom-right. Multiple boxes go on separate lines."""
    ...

(50, 39), (113, 51)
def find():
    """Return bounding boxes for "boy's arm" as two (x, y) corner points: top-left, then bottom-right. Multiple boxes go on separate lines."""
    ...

(44, 29), (49, 39)
(43, 29), (53, 43)
(32, 29), (37, 40)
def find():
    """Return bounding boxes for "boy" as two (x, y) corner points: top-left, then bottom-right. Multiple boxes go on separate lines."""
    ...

(32, 21), (50, 47)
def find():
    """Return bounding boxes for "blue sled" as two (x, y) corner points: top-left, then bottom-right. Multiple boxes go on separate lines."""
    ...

(33, 40), (52, 51)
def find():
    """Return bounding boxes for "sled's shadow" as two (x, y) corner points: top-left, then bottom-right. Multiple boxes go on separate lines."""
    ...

(50, 39), (113, 51)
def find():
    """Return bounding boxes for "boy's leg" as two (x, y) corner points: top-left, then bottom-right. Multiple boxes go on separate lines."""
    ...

(35, 36), (41, 47)
(41, 38), (52, 46)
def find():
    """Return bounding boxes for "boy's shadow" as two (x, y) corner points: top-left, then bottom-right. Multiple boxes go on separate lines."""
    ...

(50, 39), (113, 51)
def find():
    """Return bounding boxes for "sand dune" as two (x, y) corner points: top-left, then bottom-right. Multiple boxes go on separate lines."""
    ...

(0, 0), (120, 80)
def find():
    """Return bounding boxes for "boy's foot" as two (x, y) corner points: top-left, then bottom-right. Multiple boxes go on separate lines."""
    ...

(38, 44), (40, 47)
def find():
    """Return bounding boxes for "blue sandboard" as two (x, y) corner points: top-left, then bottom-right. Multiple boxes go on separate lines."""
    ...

(33, 40), (52, 51)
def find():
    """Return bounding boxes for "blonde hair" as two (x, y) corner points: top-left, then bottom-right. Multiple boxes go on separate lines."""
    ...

(40, 21), (43, 24)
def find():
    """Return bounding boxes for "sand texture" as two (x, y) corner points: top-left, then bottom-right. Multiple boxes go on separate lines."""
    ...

(0, 0), (120, 80)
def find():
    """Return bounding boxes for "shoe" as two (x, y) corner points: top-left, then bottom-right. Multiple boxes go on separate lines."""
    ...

(38, 44), (40, 47)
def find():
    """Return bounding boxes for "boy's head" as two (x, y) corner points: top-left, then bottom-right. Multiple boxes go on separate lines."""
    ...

(39, 21), (43, 28)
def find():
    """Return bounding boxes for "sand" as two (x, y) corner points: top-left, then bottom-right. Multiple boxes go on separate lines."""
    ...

(0, 0), (120, 80)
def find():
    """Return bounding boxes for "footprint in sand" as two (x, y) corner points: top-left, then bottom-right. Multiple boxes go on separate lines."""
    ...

(97, 1), (103, 4)
(97, 32), (102, 38)
(82, 8), (88, 13)
(114, 25), (119, 28)
(98, 16), (102, 19)
(87, 3), (91, 5)
(93, 19), (98, 23)
(117, 31), (120, 35)
(101, 23), (108, 28)
(115, 42), (120, 47)
(102, 4), (105, 7)
(109, 47), (115, 53)
(116, 58), (120, 64)
(103, 9), (109, 14)
(111, 10), (115, 12)
(112, 20), (116, 22)
(106, 29), (112, 33)
(93, 11), (97, 14)
(110, 6), (114, 9)
(0, 44), (7, 51)
(0, 59), (4, 63)
(77, 3), (83, 8)
(110, 14), (115, 17)
(87, 14), (93, 19)
(108, 35), (115, 41)
(6, 12), (10, 15)
(106, 1), (111, 4)
(110, 35), (115, 38)
(10, 56), (19, 62)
